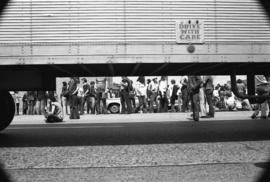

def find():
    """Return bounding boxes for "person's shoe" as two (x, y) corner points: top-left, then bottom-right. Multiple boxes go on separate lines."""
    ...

(194, 118), (199, 122)
(251, 115), (256, 119)
(207, 114), (215, 118)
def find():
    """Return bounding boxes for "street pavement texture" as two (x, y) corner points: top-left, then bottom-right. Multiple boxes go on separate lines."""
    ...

(1, 111), (270, 182)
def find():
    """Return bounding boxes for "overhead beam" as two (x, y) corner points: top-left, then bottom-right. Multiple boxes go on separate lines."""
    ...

(79, 64), (95, 76)
(149, 63), (169, 76)
(131, 63), (141, 76)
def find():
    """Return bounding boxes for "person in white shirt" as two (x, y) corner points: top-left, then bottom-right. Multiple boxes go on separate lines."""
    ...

(148, 78), (159, 113)
(135, 76), (147, 113)
(158, 76), (168, 112)
(77, 86), (84, 115)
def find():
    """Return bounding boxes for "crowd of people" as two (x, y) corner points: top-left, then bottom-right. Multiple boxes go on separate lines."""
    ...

(10, 75), (270, 122)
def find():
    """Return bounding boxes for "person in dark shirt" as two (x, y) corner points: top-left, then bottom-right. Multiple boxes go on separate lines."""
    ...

(22, 92), (28, 115)
(170, 79), (179, 112)
(81, 78), (91, 114)
(89, 81), (96, 114)
(120, 76), (132, 114)
(68, 77), (80, 119)
(27, 91), (35, 115)
(181, 76), (190, 112)
(188, 76), (202, 121)
(204, 76), (215, 117)
(96, 78), (107, 114)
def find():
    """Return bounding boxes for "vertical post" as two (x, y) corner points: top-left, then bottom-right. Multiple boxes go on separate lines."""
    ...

(247, 74), (255, 96)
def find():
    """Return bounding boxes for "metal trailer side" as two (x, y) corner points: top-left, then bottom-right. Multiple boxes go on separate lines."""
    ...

(0, 0), (270, 130)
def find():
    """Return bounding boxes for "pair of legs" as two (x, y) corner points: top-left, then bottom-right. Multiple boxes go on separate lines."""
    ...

(96, 92), (107, 114)
(89, 96), (96, 114)
(159, 93), (168, 113)
(61, 97), (70, 116)
(80, 96), (90, 114)
(181, 90), (189, 112)
(120, 90), (132, 114)
(69, 95), (80, 119)
(205, 89), (215, 117)
(190, 92), (200, 121)
(137, 96), (148, 113)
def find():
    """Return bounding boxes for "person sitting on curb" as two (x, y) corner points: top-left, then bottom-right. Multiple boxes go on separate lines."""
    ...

(44, 96), (64, 123)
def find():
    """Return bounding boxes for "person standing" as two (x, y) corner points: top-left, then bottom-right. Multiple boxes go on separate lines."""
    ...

(60, 81), (70, 116)
(251, 75), (270, 119)
(27, 91), (35, 115)
(81, 78), (91, 114)
(22, 92), (28, 115)
(169, 79), (179, 112)
(148, 78), (159, 113)
(120, 76), (132, 114)
(14, 91), (20, 115)
(181, 76), (189, 112)
(89, 81), (96, 114)
(34, 91), (46, 115)
(77, 85), (84, 115)
(96, 77), (107, 114)
(199, 77), (207, 118)
(68, 77), (80, 119)
(204, 76), (215, 117)
(128, 80), (136, 111)
(135, 76), (148, 113)
(236, 79), (252, 111)
(188, 76), (202, 122)
(177, 81), (183, 112)
(158, 76), (168, 112)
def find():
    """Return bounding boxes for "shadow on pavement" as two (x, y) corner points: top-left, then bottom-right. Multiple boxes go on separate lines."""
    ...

(1, 119), (270, 147)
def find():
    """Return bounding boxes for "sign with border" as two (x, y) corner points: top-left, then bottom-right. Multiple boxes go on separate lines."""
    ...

(176, 20), (204, 44)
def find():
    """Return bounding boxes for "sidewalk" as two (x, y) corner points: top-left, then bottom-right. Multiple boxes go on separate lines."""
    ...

(11, 111), (254, 125)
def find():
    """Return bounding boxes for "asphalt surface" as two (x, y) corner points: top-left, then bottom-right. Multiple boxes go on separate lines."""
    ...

(1, 112), (270, 181)
(1, 112), (270, 147)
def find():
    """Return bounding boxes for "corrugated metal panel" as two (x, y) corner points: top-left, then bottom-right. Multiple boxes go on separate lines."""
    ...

(0, 0), (269, 44)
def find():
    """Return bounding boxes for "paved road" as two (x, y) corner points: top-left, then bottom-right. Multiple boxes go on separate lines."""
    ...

(1, 112), (270, 181)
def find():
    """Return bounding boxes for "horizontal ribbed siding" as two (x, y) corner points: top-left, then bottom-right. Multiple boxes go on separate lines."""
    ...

(0, 0), (269, 44)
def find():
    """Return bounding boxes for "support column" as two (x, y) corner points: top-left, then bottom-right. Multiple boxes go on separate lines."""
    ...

(247, 74), (255, 96)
